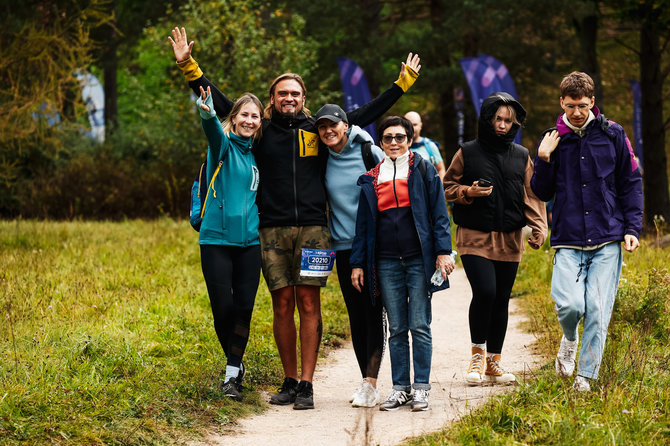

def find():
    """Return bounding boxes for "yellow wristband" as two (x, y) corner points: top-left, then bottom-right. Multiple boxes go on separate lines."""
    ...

(176, 56), (203, 82)
(394, 65), (419, 92)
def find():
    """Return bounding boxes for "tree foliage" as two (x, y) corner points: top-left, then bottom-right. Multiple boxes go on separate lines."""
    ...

(1, 0), (668, 223)
(0, 0), (110, 214)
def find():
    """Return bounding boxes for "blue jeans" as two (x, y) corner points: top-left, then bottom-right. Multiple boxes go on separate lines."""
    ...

(551, 243), (622, 379)
(377, 256), (432, 391)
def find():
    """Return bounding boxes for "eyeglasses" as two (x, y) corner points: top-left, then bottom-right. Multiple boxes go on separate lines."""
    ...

(381, 134), (407, 144)
(564, 104), (590, 110)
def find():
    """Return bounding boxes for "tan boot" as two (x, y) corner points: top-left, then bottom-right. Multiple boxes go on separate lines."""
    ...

(485, 354), (516, 384)
(465, 347), (486, 385)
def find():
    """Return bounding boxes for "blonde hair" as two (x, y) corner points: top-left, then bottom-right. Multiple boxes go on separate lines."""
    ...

(222, 93), (264, 142)
(263, 73), (311, 118)
(492, 105), (521, 127)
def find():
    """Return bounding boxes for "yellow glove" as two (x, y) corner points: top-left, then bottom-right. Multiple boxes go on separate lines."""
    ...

(394, 65), (419, 92)
(176, 57), (203, 82)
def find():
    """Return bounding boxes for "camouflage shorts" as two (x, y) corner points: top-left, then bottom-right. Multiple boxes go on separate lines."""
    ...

(259, 225), (331, 291)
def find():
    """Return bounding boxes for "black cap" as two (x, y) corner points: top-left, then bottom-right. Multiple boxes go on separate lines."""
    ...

(315, 104), (348, 124)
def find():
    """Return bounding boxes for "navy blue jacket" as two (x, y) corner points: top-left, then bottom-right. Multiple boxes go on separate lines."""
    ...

(350, 152), (453, 305)
(531, 108), (643, 246)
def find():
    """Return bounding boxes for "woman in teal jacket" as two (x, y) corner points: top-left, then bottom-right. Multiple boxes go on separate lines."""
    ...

(197, 86), (263, 401)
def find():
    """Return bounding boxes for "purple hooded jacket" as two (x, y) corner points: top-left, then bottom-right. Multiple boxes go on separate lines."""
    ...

(530, 107), (643, 246)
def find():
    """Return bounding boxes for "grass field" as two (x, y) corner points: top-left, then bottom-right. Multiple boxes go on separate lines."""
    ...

(2, 220), (668, 445)
(0, 219), (349, 445)
(408, 235), (670, 445)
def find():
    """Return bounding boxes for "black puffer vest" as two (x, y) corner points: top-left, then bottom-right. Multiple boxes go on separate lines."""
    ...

(452, 92), (529, 233)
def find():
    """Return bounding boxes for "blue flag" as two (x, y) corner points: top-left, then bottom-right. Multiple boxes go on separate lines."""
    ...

(629, 80), (643, 168)
(337, 57), (376, 142)
(460, 55), (521, 144)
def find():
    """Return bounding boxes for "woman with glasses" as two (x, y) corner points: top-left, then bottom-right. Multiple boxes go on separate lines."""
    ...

(350, 116), (454, 412)
(444, 92), (547, 385)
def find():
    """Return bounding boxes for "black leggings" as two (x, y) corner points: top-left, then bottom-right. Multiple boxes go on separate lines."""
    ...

(200, 244), (261, 367)
(461, 255), (519, 354)
(336, 250), (385, 379)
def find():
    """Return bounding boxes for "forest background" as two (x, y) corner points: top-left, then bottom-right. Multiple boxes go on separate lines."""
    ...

(1, 0), (669, 228)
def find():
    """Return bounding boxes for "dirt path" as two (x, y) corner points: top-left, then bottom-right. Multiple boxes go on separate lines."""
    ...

(199, 267), (543, 445)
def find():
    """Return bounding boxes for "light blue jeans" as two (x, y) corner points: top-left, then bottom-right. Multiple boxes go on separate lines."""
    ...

(551, 243), (622, 379)
(377, 256), (432, 391)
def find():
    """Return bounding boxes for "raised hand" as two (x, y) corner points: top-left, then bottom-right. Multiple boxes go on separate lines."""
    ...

(538, 130), (560, 162)
(168, 27), (194, 63)
(198, 86), (212, 112)
(400, 52), (422, 78)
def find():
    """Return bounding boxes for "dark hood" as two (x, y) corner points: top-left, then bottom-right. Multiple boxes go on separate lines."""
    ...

(477, 92), (526, 152)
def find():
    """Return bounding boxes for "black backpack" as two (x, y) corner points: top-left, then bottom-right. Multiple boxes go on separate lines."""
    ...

(361, 141), (377, 171)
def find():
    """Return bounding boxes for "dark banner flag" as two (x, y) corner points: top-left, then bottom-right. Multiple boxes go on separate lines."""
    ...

(459, 55), (521, 144)
(629, 80), (643, 168)
(337, 57), (376, 142)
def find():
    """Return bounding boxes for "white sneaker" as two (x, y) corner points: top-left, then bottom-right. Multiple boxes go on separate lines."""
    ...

(349, 380), (365, 403)
(352, 381), (380, 407)
(573, 375), (591, 392)
(555, 335), (578, 378)
(411, 388), (429, 411)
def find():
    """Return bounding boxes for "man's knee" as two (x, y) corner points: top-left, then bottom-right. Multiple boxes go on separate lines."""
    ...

(272, 287), (295, 318)
(296, 286), (321, 315)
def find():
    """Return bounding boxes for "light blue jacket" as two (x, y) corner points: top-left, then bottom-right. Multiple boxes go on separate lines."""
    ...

(325, 125), (383, 250)
(198, 117), (260, 247)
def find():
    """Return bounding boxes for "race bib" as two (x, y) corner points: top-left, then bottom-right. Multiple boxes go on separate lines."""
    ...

(299, 129), (319, 157)
(299, 248), (336, 277)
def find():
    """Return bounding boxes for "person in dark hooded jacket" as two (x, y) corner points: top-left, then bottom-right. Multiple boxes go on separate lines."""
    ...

(444, 92), (547, 385)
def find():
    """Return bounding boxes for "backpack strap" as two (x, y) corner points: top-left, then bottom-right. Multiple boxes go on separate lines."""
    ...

(201, 159), (223, 218)
(361, 141), (377, 171)
(416, 155), (427, 180)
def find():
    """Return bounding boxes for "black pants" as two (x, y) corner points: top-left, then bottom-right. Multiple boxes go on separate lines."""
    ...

(336, 250), (385, 379)
(200, 244), (261, 367)
(461, 254), (519, 354)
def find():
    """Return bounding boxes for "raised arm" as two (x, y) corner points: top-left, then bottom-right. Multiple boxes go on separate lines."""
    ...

(347, 53), (421, 127)
(530, 130), (560, 201)
(197, 86), (228, 162)
(169, 27), (234, 117)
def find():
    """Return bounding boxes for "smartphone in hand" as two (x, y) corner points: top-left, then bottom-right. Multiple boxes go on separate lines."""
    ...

(477, 178), (492, 188)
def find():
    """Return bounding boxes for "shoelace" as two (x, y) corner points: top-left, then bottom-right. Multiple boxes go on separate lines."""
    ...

(487, 360), (507, 376)
(559, 342), (576, 360)
(468, 353), (485, 373)
(388, 389), (405, 402)
(414, 389), (428, 401)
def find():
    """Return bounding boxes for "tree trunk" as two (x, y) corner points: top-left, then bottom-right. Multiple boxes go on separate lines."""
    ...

(573, 3), (604, 111)
(103, 2), (117, 139)
(640, 19), (670, 228)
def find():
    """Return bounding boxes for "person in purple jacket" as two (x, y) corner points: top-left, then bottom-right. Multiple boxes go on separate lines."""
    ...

(531, 71), (643, 392)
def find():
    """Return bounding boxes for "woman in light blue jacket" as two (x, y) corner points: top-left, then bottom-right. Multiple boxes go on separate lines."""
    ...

(197, 86), (263, 401)
(315, 104), (385, 408)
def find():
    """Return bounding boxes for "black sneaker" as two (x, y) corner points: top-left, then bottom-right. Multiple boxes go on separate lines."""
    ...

(221, 378), (242, 401)
(269, 377), (299, 405)
(293, 380), (314, 410)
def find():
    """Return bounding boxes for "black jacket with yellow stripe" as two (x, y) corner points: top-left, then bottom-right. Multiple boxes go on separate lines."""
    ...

(184, 65), (412, 228)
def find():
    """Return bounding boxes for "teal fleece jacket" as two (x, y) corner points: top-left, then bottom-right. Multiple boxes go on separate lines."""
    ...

(198, 116), (260, 247)
(325, 125), (384, 250)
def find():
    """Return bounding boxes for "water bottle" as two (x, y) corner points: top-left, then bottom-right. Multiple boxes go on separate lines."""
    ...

(430, 251), (457, 286)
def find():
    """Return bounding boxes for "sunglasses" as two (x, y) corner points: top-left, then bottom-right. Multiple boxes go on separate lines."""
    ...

(381, 134), (407, 144)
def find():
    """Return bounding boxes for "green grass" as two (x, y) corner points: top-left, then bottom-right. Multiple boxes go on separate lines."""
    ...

(0, 219), (349, 445)
(407, 237), (670, 446)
